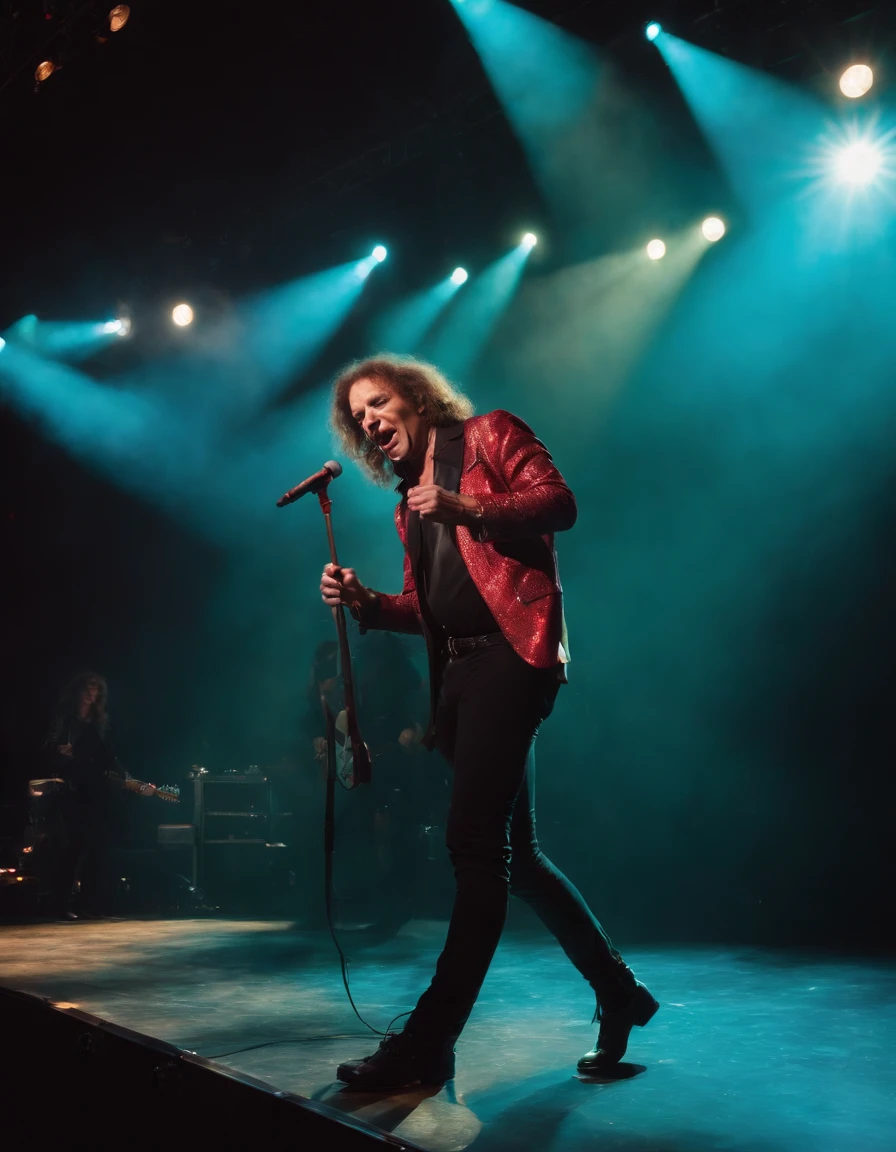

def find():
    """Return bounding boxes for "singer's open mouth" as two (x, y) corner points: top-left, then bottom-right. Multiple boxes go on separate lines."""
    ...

(379, 432), (397, 453)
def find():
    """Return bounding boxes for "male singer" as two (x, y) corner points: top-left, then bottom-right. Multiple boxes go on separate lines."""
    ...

(320, 354), (658, 1089)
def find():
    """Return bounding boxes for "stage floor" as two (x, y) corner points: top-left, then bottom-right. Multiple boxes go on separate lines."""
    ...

(1, 917), (893, 1151)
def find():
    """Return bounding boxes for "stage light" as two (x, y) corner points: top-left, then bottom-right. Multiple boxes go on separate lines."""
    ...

(702, 216), (726, 242)
(835, 141), (883, 185)
(34, 60), (57, 84)
(646, 22), (662, 41)
(521, 232), (538, 251)
(355, 247), (389, 279)
(451, 267), (469, 285)
(109, 5), (130, 32)
(646, 239), (666, 260)
(839, 64), (873, 99)
(0, 338), (5, 352)
(104, 316), (131, 336)
(172, 303), (194, 327)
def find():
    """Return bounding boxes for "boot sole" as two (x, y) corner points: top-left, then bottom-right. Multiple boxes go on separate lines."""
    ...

(336, 1059), (455, 1090)
(336, 1069), (453, 1090)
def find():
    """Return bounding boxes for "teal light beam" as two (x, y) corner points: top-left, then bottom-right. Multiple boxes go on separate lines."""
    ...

(488, 228), (709, 446)
(0, 314), (123, 363)
(447, 0), (605, 227)
(657, 33), (896, 251)
(370, 278), (461, 353)
(0, 257), (383, 538)
(236, 259), (376, 407)
(104, 258), (376, 437)
(449, 0), (597, 148)
(428, 242), (532, 378)
(655, 34), (827, 215)
(0, 342), (175, 476)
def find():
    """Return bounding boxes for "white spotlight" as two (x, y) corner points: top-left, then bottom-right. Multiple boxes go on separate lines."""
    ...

(835, 141), (883, 185)
(451, 267), (469, 285)
(0, 337), (5, 351)
(372, 245), (388, 263)
(645, 22), (661, 41)
(102, 318), (130, 336)
(646, 239), (666, 260)
(521, 232), (537, 250)
(839, 64), (873, 99)
(172, 303), (194, 327)
(702, 217), (726, 242)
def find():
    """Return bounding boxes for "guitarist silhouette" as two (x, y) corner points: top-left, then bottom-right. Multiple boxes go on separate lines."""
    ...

(40, 671), (137, 919)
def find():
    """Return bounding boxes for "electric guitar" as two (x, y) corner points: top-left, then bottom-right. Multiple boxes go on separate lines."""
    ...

(121, 777), (181, 803)
(333, 709), (366, 791)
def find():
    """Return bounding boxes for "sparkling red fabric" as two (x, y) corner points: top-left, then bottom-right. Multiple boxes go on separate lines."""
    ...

(374, 410), (574, 668)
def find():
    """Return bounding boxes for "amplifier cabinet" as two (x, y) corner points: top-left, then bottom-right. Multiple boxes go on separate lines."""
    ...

(202, 812), (270, 843)
(194, 776), (274, 909)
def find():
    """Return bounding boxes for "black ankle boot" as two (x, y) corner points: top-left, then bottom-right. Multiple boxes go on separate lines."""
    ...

(336, 1030), (456, 1090)
(577, 966), (659, 1076)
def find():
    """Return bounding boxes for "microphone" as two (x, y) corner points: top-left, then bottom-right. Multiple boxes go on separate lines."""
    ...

(276, 460), (343, 507)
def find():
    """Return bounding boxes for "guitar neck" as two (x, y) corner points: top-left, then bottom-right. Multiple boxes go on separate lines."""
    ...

(123, 777), (180, 802)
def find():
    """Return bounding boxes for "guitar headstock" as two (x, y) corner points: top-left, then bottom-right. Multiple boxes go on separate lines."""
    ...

(123, 778), (181, 802)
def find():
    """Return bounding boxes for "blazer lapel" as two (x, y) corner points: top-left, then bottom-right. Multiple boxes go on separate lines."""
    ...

(407, 498), (422, 584)
(434, 422), (465, 494)
(404, 422), (466, 587)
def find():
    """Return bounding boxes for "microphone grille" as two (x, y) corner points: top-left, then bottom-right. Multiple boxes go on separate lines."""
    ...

(324, 460), (343, 478)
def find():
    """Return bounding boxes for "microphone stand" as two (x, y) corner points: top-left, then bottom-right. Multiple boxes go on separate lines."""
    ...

(302, 479), (386, 1036)
(314, 481), (370, 789)
(313, 479), (372, 976)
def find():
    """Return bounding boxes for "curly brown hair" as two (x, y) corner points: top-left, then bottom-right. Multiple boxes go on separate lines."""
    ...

(56, 670), (109, 736)
(331, 354), (475, 485)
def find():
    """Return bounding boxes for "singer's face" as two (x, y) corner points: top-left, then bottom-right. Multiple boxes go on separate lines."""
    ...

(349, 377), (428, 468)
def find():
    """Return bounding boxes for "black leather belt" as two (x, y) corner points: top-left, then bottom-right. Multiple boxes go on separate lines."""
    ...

(445, 632), (508, 659)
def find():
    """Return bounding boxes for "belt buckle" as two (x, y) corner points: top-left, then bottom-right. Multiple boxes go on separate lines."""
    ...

(447, 636), (459, 659)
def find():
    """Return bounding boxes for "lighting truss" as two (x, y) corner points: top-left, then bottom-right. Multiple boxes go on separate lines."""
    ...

(0, 1), (132, 102)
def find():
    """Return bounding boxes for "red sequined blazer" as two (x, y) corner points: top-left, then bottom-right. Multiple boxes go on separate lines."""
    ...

(365, 409), (575, 669)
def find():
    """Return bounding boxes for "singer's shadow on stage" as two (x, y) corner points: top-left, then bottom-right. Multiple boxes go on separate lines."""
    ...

(314, 1078), (476, 1140)
(313, 1064), (649, 1147)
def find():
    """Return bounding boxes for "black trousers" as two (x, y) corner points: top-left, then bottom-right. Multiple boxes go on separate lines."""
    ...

(49, 792), (114, 915)
(406, 641), (620, 1043)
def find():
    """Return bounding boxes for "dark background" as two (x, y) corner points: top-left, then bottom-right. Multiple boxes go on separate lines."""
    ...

(2, 0), (894, 947)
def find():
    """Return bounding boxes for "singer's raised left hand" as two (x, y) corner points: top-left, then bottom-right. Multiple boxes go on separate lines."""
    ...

(407, 484), (482, 526)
